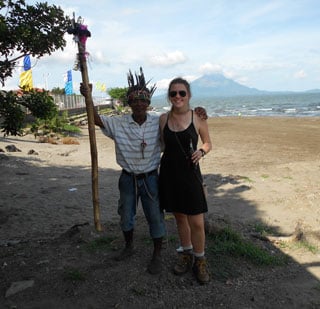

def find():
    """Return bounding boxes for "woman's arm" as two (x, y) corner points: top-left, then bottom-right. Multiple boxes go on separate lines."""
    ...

(192, 112), (212, 161)
(159, 113), (168, 152)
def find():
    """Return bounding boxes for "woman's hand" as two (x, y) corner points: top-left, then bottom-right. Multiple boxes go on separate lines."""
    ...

(191, 149), (205, 164)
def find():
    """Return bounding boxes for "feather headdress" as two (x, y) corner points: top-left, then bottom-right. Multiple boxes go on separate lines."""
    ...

(127, 67), (156, 105)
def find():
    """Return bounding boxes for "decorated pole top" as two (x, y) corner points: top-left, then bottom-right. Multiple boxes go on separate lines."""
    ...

(67, 14), (91, 47)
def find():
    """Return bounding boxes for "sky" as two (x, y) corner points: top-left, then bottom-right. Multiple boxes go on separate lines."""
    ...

(3, 0), (320, 96)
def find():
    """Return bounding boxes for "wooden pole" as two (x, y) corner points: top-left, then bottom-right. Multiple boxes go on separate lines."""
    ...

(72, 20), (102, 232)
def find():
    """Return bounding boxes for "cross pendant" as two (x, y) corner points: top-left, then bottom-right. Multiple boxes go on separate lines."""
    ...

(141, 141), (147, 159)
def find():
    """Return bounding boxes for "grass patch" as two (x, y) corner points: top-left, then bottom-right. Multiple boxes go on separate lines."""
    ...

(60, 123), (81, 134)
(241, 176), (254, 183)
(315, 283), (320, 291)
(64, 268), (86, 281)
(166, 235), (178, 243)
(252, 222), (277, 237)
(281, 240), (319, 254)
(261, 174), (269, 179)
(282, 176), (293, 180)
(207, 227), (287, 266)
(131, 287), (146, 296)
(85, 236), (116, 252)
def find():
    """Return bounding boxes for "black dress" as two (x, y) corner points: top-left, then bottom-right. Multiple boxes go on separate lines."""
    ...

(159, 111), (207, 215)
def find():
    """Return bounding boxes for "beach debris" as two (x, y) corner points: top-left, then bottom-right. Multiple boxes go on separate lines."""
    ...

(5, 280), (35, 298)
(27, 149), (39, 155)
(68, 188), (78, 192)
(60, 222), (90, 238)
(61, 137), (80, 145)
(59, 149), (77, 156)
(37, 136), (58, 144)
(0, 148), (4, 152)
(5, 145), (21, 152)
(0, 239), (21, 246)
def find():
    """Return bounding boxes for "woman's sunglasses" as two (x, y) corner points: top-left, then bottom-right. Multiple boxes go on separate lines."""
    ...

(169, 90), (187, 98)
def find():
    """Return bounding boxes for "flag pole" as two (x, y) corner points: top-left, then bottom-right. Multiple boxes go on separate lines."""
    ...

(67, 15), (102, 232)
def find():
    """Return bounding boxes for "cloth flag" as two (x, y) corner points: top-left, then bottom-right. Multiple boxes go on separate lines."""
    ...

(64, 70), (73, 95)
(19, 55), (33, 90)
(95, 81), (106, 93)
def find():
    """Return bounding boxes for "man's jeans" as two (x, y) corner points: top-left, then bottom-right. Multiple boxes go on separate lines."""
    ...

(118, 170), (166, 239)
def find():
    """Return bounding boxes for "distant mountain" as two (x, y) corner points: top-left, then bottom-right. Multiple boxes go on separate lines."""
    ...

(304, 89), (320, 93)
(154, 73), (320, 98)
(190, 74), (269, 97)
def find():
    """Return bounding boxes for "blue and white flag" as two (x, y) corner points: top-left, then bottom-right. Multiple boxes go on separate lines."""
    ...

(64, 70), (73, 95)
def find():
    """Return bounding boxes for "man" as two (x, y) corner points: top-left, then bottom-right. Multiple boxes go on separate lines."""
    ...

(81, 67), (165, 275)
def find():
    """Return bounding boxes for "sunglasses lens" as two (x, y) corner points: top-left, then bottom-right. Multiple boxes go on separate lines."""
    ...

(169, 90), (187, 97)
(169, 91), (177, 97)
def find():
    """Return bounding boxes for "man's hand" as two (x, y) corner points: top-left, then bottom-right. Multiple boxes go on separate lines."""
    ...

(194, 106), (208, 120)
(80, 83), (93, 97)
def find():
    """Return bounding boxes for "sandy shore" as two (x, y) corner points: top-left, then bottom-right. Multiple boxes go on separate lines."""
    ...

(1, 116), (320, 279)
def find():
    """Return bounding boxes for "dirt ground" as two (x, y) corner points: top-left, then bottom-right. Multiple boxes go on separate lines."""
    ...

(0, 117), (320, 308)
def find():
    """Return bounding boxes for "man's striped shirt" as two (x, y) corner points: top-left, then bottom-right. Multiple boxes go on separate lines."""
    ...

(100, 113), (161, 174)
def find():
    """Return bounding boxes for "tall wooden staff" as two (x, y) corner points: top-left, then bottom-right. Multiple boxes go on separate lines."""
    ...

(67, 15), (102, 231)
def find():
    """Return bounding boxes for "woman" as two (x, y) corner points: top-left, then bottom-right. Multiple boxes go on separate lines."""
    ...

(159, 77), (212, 284)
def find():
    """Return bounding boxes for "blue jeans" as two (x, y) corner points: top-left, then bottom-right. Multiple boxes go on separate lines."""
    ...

(118, 171), (166, 239)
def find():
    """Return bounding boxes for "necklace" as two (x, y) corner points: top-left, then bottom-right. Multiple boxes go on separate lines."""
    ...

(140, 121), (147, 159)
(132, 114), (148, 158)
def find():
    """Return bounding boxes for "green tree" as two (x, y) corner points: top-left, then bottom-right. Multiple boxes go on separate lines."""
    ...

(0, 0), (70, 84)
(0, 0), (71, 136)
(51, 87), (65, 95)
(0, 89), (58, 136)
(108, 87), (128, 106)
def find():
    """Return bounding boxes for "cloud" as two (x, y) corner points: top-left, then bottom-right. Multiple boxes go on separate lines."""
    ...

(92, 51), (110, 65)
(294, 70), (307, 79)
(198, 63), (223, 74)
(155, 78), (172, 90)
(149, 51), (187, 67)
(121, 8), (140, 16)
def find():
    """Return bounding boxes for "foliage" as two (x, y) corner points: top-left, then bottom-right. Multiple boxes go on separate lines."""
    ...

(0, 90), (25, 136)
(0, 0), (72, 136)
(108, 87), (128, 105)
(51, 87), (65, 95)
(207, 227), (288, 266)
(0, 89), (58, 136)
(63, 268), (86, 281)
(0, 0), (70, 85)
(85, 236), (116, 252)
(29, 110), (81, 137)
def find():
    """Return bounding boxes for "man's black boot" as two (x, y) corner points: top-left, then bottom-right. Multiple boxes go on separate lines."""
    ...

(115, 229), (134, 261)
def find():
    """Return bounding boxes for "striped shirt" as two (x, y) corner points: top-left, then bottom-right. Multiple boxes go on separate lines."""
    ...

(100, 113), (161, 174)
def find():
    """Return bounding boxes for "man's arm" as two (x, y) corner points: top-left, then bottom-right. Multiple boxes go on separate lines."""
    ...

(194, 106), (208, 120)
(80, 83), (105, 128)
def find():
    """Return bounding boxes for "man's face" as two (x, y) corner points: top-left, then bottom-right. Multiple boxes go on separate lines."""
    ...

(130, 99), (149, 117)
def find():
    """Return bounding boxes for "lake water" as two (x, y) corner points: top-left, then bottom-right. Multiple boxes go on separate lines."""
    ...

(151, 93), (320, 117)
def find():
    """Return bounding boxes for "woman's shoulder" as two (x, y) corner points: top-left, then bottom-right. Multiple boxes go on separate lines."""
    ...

(159, 112), (169, 121)
(159, 112), (169, 129)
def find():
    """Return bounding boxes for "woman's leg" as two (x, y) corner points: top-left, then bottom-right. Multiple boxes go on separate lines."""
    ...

(188, 213), (210, 284)
(187, 213), (205, 254)
(174, 212), (192, 247)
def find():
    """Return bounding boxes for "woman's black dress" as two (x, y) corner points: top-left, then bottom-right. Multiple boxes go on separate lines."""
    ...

(159, 112), (207, 215)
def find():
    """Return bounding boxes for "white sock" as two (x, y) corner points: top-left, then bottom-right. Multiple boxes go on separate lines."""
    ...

(193, 251), (205, 258)
(183, 245), (193, 252)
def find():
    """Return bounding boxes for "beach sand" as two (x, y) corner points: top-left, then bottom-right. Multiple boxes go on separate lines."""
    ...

(1, 116), (320, 307)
